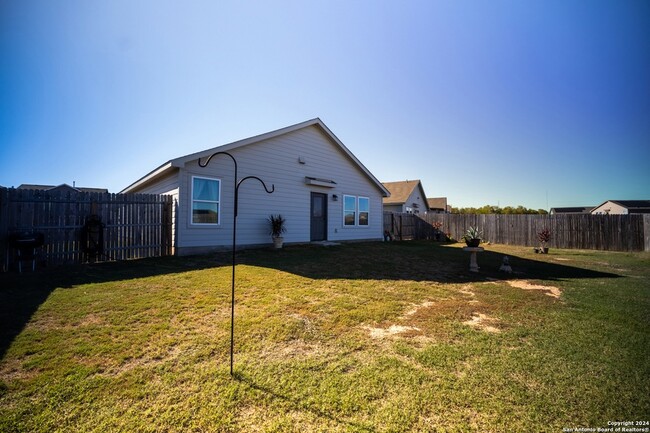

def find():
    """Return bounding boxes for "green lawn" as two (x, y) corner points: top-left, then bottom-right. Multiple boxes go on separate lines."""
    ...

(1, 242), (649, 432)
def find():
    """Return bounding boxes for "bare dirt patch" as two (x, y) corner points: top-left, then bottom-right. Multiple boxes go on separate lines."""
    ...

(463, 313), (501, 333)
(507, 280), (561, 298)
(402, 301), (436, 318)
(365, 325), (421, 339)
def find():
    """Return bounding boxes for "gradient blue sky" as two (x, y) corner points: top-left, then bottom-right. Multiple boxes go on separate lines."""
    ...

(1, 0), (649, 209)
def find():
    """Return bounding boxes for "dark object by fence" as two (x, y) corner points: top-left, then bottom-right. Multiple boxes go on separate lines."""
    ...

(0, 187), (173, 270)
(8, 231), (44, 272)
(80, 214), (105, 261)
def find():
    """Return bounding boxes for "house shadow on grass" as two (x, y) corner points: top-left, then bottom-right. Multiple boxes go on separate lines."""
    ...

(238, 241), (621, 284)
(0, 241), (620, 361)
(0, 254), (227, 361)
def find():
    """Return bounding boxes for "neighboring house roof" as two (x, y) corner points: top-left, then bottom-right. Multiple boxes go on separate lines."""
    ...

(17, 183), (109, 193)
(591, 200), (650, 214)
(549, 206), (594, 214)
(427, 197), (448, 211)
(381, 180), (426, 205)
(121, 118), (390, 197)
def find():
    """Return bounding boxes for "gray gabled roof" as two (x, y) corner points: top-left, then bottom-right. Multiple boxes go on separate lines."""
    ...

(121, 118), (389, 197)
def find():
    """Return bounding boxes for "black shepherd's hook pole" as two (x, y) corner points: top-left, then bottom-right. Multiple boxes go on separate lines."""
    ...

(198, 153), (275, 376)
(230, 176), (274, 375)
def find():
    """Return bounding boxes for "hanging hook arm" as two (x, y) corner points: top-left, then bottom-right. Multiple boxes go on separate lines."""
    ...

(197, 151), (238, 170)
(237, 176), (275, 194)
(234, 176), (275, 218)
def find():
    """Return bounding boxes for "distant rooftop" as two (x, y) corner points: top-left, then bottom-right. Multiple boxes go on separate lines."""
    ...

(593, 200), (650, 214)
(382, 180), (424, 205)
(549, 206), (594, 214)
(17, 183), (109, 194)
(427, 197), (448, 210)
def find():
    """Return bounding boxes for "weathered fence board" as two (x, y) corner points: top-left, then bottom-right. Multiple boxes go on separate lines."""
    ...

(384, 212), (647, 252)
(1, 187), (173, 270)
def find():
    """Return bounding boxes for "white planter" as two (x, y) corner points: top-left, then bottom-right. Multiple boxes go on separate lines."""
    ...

(272, 237), (284, 249)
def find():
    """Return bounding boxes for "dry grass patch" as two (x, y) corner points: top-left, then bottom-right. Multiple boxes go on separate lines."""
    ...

(463, 313), (502, 333)
(2, 242), (649, 432)
(507, 280), (562, 298)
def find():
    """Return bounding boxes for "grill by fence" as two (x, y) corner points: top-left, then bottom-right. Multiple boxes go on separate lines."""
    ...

(1, 187), (174, 271)
(384, 212), (650, 252)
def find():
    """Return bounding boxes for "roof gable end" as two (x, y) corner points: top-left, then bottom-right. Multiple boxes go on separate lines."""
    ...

(382, 180), (426, 205)
(122, 118), (389, 196)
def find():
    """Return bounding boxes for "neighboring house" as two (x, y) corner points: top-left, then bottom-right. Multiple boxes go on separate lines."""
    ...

(590, 200), (650, 215)
(121, 118), (390, 255)
(17, 184), (109, 193)
(381, 180), (429, 214)
(427, 197), (448, 214)
(549, 206), (594, 215)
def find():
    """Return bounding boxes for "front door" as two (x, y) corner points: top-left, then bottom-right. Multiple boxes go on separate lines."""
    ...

(310, 192), (327, 241)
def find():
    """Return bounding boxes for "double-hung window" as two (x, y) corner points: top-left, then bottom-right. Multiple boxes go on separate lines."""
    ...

(358, 197), (369, 226)
(343, 195), (369, 226)
(344, 195), (356, 226)
(192, 176), (220, 225)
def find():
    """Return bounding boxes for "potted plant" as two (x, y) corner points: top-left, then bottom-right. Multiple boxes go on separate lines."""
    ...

(268, 214), (286, 249)
(536, 228), (551, 254)
(462, 226), (483, 247)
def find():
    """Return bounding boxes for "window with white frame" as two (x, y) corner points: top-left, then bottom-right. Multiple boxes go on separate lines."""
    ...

(358, 197), (369, 225)
(343, 195), (369, 226)
(343, 195), (356, 226)
(191, 176), (220, 224)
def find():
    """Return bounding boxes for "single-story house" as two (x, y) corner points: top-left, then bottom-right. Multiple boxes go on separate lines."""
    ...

(17, 184), (109, 194)
(590, 200), (650, 215)
(549, 206), (594, 215)
(427, 197), (449, 213)
(382, 180), (429, 214)
(121, 118), (390, 255)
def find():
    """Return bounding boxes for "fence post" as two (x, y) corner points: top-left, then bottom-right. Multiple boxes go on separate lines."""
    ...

(0, 187), (8, 272)
(644, 215), (650, 252)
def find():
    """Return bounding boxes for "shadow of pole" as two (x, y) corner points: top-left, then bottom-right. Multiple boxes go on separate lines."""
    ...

(233, 371), (377, 432)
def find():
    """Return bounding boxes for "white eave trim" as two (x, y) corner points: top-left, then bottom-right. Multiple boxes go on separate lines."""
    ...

(305, 177), (337, 188)
(120, 162), (174, 193)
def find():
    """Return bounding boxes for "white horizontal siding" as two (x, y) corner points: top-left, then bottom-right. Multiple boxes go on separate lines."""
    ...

(178, 125), (384, 248)
(405, 187), (428, 214)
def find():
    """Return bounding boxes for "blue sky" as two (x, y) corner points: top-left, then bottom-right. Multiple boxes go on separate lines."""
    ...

(1, 0), (648, 210)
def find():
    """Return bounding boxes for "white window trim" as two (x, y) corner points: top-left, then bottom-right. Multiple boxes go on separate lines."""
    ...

(342, 194), (370, 227)
(190, 175), (221, 226)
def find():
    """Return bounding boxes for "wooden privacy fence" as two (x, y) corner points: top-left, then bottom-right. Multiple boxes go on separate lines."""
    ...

(0, 187), (174, 271)
(384, 212), (650, 252)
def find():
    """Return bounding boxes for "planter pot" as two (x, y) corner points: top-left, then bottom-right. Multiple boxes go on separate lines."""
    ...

(465, 238), (481, 248)
(272, 237), (284, 249)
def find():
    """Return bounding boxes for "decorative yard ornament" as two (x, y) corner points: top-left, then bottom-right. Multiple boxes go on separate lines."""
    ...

(499, 256), (512, 273)
(199, 152), (275, 376)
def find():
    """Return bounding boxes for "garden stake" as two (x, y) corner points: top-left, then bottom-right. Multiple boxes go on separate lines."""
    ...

(198, 153), (275, 376)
